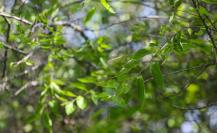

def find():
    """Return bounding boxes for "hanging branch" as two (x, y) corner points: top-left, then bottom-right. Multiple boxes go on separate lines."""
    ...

(2, 17), (11, 78)
(191, 0), (217, 58)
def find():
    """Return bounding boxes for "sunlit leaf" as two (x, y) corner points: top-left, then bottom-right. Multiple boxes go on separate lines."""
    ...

(71, 82), (88, 91)
(90, 91), (98, 105)
(65, 102), (76, 115)
(76, 96), (87, 110)
(100, 0), (116, 14)
(78, 77), (96, 83)
(60, 90), (76, 97)
(50, 81), (62, 94)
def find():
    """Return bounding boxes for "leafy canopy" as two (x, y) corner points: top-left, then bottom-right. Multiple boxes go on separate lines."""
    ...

(0, 0), (217, 132)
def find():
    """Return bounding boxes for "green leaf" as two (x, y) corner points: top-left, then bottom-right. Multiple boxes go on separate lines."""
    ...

(50, 81), (61, 94)
(78, 77), (96, 83)
(202, 0), (217, 4)
(112, 96), (126, 106)
(60, 90), (76, 97)
(199, 7), (209, 15)
(65, 102), (76, 115)
(132, 48), (151, 60)
(118, 59), (138, 75)
(76, 96), (87, 110)
(90, 91), (98, 105)
(48, 100), (59, 114)
(43, 112), (52, 133)
(172, 34), (183, 52)
(55, 94), (68, 102)
(169, 13), (175, 23)
(150, 62), (164, 89)
(0, 42), (4, 49)
(137, 76), (145, 107)
(174, 0), (183, 8)
(71, 82), (88, 91)
(169, 0), (174, 5)
(25, 60), (33, 66)
(27, 103), (44, 123)
(108, 55), (126, 65)
(84, 8), (96, 24)
(100, 0), (116, 14)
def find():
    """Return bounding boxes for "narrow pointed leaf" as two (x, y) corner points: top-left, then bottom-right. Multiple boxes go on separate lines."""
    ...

(43, 112), (52, 133)
(137, 76), (145, 107)
(150, 62), (164, 89)
(100, 0), (116, 14)
(84, 8), (96, 24)
(133, 48), (151, 60)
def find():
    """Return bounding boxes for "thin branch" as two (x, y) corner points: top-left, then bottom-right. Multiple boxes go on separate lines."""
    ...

(87, 15), (167, 31)
(109, 0), (155, 9)
(173, 101), (217, 110)
(14, 63), (44, 78)
(13, 50), (34, 66)
(165, 63), (217, 110)
(12, 46), (40, 67)
(162, 64), (209, 99)
(60, 0), (84, 8)
(0, 43), (27, 55)
(0, 77), (8, 91)
(52, 21), (88, 40)
(191, 0), (217, 57)
(15, 81), (38, 96)
(61, 0), (155, 9)
(0, 12), (33, 25)
(0, 12), (166, 40)
(144, 61), (217, 84)
(0, 12), (90, 47)
(2, 17), (11, 78)
(165, 62), (213, 75)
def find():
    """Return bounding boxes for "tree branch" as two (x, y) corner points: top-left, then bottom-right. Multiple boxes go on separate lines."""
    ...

(15, 80), (38, 96)
(0, 12), (32, 25)
(191, 0), (217, 57)
(87, 15), (167, 31)
(173, 101), (217, 110)
(2, 17), (11, 78)
(144, 61), (217, 84)
(1, 42), (27, 55)
(52, 21), (88, 40)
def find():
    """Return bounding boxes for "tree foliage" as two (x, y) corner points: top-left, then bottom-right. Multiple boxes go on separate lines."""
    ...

(0, 0), (217, 132)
